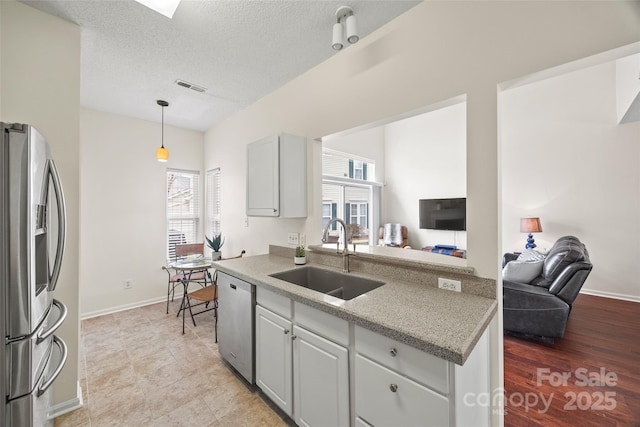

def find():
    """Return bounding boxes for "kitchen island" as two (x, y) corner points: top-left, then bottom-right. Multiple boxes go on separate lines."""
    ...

(212, 246), (497, 427)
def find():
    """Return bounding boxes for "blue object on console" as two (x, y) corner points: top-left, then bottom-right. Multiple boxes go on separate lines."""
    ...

(434, 244), (457, 250)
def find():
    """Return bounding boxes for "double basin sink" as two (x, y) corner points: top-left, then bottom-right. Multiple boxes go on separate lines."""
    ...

(270, 266), (385, 301)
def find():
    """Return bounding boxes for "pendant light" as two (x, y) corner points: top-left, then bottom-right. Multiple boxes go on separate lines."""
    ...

(156, 100), (169, 162)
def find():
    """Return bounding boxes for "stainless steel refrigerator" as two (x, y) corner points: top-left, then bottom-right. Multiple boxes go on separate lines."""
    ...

(1, 123), (68, 426)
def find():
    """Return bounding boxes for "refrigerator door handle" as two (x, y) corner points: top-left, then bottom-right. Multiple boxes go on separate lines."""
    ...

(48, 159), (66, 292)
(37, 299), (67, 344)
(37, 335), (68, 397)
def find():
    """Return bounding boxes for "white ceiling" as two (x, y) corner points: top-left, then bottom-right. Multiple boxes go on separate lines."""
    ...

(21, 0), (420, 132)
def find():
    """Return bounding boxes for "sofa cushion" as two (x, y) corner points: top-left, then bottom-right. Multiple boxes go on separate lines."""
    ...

(517, 249), (546, 262)
(502, 260), (544, 283)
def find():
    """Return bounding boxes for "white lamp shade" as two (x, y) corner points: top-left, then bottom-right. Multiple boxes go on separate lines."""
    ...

(346, 14), (359, 44)
(332, 22), (344, 50)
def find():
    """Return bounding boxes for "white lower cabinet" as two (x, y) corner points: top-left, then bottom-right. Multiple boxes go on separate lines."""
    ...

(255, 289), (490, 427)
(355, 326), (490, 427)
(255, 289), (350, 427)
(293, 325), (349, 427)
(256, 305), (293, 416)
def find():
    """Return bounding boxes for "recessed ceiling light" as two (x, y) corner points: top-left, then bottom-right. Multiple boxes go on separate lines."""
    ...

(135, 0), (181, 19)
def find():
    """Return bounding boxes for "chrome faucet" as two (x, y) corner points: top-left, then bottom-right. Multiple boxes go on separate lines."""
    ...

(322, 218), (351, 273)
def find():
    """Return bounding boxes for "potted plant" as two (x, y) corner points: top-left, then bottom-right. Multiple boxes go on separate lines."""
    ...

(294, 245), (306, 265)
(205, 233), (225, 260)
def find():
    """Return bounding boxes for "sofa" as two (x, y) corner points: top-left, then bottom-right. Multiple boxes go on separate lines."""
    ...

(502, 235), (593, 339)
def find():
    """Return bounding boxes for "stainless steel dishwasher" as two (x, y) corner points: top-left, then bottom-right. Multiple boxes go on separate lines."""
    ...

(216, 271), (255, 383)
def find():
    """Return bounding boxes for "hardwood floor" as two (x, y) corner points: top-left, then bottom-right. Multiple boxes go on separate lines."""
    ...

(504, 294), (640, 427)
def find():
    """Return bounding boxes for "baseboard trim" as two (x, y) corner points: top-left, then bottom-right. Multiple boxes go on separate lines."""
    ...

(580, 289), (640, 303)
(48, 382), (83, 419)
(81, 293), (184, 320)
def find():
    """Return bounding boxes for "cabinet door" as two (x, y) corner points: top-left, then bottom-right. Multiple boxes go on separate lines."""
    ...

(256, 305), (293, 416)
(293, 325), (349, 427)
(246, 135), (279, 216)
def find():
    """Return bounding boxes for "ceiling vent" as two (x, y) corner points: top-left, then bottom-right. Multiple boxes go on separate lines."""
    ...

(175, 79), (207, 93)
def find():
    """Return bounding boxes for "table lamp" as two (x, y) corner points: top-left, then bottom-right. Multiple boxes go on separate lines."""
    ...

(520, 217), (542, 249)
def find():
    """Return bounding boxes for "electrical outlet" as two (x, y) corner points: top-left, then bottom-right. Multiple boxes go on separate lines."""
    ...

(438, 278), (461, 292)
(299, 234), (306, 247)
(287, 232), (300, 245)
(123, 279), (133, 290)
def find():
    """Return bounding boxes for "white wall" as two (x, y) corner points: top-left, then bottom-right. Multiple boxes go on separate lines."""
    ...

(1, 0), (81, 408)
(80, 108), (204, 316)
(384, 102), (467, 250)
(501, 60), (640, 300)
(616, 53), (640, 123)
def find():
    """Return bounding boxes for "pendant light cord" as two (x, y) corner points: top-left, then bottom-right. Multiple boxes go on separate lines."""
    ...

(161, 105), (165, 148)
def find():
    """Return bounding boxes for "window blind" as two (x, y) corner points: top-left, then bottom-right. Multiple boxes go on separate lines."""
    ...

(166, 169), (200, 260)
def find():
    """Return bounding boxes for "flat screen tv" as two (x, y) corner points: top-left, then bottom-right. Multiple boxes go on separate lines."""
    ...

(419, 198), (466, 231)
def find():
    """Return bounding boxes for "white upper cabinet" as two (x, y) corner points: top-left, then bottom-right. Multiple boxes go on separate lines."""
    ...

(246, 133), (307, 217)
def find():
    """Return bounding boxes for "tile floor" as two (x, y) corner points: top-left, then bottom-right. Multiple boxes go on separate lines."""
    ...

(54, 297), (290, 427)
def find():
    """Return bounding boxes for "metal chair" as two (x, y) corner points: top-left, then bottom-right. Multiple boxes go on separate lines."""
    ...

(182, 250), (245, 338)
(162, 243), (211, 314)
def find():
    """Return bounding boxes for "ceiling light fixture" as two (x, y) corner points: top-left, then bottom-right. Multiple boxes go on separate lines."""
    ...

(332, 6), (359, 51)
(135, 0), (181, 19)
(156, 100), (169, 162)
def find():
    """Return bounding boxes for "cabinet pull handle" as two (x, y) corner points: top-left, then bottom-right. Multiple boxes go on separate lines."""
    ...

(273, 208), (277, 213)
(389, 384), (398, 393)
(284, 329), (290, 334)
(389, 348), (397, 357)
(291, 335), (297, 340)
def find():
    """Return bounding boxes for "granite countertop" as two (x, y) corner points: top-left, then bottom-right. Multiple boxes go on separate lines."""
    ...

(213, 254), (497, 365)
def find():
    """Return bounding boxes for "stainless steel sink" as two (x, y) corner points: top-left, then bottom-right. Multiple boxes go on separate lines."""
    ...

(270, 266), (385, 300)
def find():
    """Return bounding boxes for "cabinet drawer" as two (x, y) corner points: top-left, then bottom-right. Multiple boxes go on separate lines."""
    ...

(355, 355), (449, 427)
(294, 301), (348, 346)
(256, 286), (291, 318)
(355, 326), (449, 394)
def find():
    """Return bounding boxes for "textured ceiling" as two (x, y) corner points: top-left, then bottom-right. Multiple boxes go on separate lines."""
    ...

(21, 0), (420, 131)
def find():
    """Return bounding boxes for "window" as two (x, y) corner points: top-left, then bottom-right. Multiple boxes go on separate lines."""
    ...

(206, 168), (221, 239)
(322, 201), (337, 230)
(166, 169), (200, 260)
(349, 201), (368, 228)
(351, 160), (364, 180)
(322, 149), (379, 245)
